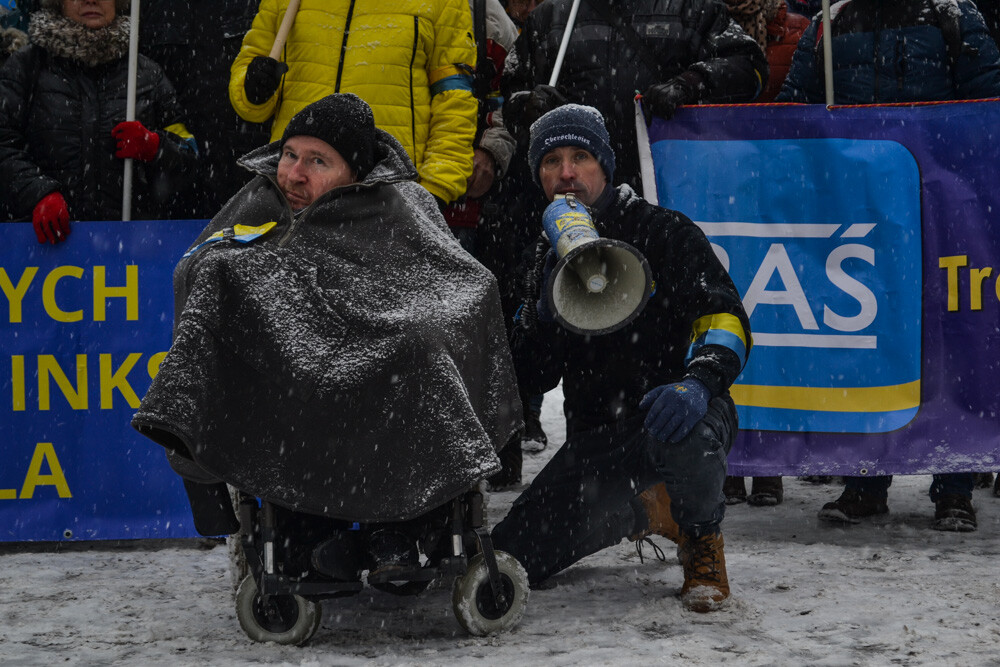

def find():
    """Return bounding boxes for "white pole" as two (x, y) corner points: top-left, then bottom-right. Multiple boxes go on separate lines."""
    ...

(121, 0), (140, 221)
(821, 0), (834, 106)
(634, 98), (658, 204)
(547, 0), (582, 87)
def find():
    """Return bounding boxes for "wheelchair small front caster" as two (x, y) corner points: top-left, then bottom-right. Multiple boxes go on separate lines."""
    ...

(451, 550), (529, 636)
(235, 575), (322, 645)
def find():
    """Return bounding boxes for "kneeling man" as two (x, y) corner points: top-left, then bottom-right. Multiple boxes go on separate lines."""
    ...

(491, 104), (751, 612)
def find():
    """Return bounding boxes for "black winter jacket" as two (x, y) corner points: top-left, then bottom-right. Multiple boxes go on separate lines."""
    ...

(513, 184), (751, 436)
(505, 0), (767, 190)
(0, 13), (195, 221)
(776, 0), (1000, 104)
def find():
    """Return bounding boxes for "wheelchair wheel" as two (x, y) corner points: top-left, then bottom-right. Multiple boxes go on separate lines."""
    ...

(235, 575), (321, 645)
(451, 551), (529, 636)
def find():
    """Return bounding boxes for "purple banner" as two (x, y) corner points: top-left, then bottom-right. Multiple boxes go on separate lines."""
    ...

(648, 101), (1000, 476)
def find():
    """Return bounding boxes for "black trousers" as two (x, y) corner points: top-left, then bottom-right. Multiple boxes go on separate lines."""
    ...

(491, 396), (737, 584)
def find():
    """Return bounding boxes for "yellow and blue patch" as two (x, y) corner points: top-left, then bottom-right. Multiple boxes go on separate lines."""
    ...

(429, 64), (474, 96)
(181, 222), (278, 258)
(686, 313), (749, 371)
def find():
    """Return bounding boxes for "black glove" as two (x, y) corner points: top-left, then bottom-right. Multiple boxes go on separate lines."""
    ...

(524, 84), (568, 125)
(642, 72), (703, 124)
(506, 84), (569, 136)
(244, 56), (289, 104)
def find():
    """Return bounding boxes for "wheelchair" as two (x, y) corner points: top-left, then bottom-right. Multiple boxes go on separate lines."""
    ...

(230, 485), (529, 645)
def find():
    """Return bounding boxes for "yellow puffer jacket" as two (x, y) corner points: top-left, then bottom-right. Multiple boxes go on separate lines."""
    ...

(229, 0), (478, 203)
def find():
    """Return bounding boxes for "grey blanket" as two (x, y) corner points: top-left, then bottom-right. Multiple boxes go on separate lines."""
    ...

(132, 131), (522, 522)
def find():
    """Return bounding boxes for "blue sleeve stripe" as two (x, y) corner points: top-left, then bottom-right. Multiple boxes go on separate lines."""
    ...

(686, 329), (748, 370)
(430, 73), (474, 97)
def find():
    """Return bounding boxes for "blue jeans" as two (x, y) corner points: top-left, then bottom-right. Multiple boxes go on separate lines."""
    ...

(491, 396), (737, 584)
(846, 472), (975, 502)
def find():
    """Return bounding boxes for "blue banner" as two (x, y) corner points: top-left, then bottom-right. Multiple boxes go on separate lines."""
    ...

(649, 101), (1000, 477)
(1, 220), (206, 541)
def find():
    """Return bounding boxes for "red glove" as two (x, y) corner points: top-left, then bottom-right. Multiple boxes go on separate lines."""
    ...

(112, 121), (161, 161)
(32, 192), (71, 244)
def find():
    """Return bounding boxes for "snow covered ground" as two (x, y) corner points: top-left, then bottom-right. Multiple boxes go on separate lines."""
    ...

(2, 385), (999, 666)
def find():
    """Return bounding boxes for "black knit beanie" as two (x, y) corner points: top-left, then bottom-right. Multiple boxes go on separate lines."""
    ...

(281, 93), (377, 180)
(528, 103), (615, 186)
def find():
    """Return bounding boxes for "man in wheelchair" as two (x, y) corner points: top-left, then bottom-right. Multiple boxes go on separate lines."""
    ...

(132, 94), (525, 630)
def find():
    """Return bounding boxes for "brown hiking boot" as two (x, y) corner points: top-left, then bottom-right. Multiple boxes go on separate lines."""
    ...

(629, 482), (680, 544)
(678, 532), (729, 612)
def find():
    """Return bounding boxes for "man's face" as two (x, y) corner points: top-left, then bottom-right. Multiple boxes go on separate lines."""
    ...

(538, 146), (607, 206)
(62, 0), (116, 29)
(506, 0), (540, 23)
(276, 136), (357, 210)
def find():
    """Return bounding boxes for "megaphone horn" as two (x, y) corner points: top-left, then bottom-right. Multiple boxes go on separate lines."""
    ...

(542, 194), (653, 335)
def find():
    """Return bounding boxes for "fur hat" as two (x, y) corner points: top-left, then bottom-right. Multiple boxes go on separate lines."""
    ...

(281, 93), (377, 180)
(39, 0), (130, 12)
(528, 104), (615, 186)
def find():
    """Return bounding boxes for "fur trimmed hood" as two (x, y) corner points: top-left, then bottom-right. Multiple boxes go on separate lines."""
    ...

(28, 9), (129, 67)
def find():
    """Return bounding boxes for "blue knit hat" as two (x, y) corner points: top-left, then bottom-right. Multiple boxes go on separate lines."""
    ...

(528, 104), (615, 186)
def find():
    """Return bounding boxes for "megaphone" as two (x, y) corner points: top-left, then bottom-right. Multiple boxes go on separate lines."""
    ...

(542, 193), (653, 335)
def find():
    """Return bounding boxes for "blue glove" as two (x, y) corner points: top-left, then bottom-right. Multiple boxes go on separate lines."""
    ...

(639, 378), (710, 443)
(535, 249), (558, 322)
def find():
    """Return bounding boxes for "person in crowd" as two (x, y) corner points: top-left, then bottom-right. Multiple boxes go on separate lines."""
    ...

(721, 0), (808, 506)
(228, 0), (479, 208)
(0, 0), (197, 239)
(1, 0), (28, 67)
(139, 0), (268, 218)
(756, 0), (811, 103)
(786, 0), (823, 17)
(491, 104), (751, 612)
(476, 0), (551, 483)
(0, 24), (25, 66)
(776, 0), (1000, 531)
(972, 1), (1000, 56)
(133, 93), (522, 542)
(443, 0), (518, 255)
(503, 0), (538, 27)
(503, 0), (767, 195)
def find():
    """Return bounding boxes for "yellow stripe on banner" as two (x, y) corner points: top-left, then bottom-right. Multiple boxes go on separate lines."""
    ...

(731, 380), (921, 413)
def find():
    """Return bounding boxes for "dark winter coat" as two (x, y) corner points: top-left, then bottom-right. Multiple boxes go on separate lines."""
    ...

(132, 128), (522, 523)
(972, 0), (1000, 46)
(138, 0), (268, 217)
(776, 0), (1000, 104)
(504, 0), (768, 191)
(0, 11), (195, 221)
(512, 184), (751, 436)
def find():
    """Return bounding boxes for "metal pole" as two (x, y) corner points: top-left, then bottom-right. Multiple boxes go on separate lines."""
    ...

(121, 0), (140, 221)
(821, 0), (834, 106)
(548, 0), (582, 87)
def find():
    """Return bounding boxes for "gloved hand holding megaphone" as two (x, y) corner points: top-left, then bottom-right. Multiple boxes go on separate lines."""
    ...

(540, 193), (653, 335)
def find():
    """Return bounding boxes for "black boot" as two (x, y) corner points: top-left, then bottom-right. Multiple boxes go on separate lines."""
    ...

(748, 477), (783, 506)
(818, 488), (888, 524)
